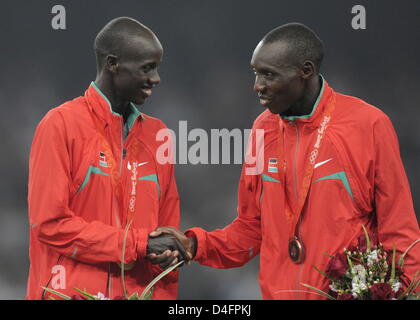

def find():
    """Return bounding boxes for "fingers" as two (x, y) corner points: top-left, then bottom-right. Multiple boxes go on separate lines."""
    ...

(147, 230), (194, 266)
(157, 250), (179, 269)
(149, 230), (162, 238)
(146, 249), (181, 269)
(173, 238), (189, 262)
(160, 256), (178, 270)
(147, 250), (189, 269)
(156, 226), (178, 233)
(157, 227), (183, 241)
(157, 228), (192, 254)
(147, 250), (172, 264)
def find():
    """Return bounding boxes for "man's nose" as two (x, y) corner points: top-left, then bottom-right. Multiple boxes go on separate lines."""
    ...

(253, 75), (265, 92)
(150, 71), (161, 87)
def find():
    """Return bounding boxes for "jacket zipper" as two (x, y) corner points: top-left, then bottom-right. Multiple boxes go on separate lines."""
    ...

(107, 117), (125, 299)
(120, 117), (124, 175)
(291, 121), (304, 299)
(292, 121), (299, 201)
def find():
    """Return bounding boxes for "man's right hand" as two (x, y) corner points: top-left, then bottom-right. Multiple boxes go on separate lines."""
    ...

(154, 227), (197, 263)
(146, 233), (189, 269)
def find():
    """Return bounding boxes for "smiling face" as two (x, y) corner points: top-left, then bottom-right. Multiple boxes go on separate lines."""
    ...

(250, 40), (306, 115)
(110, 35), (163, 105)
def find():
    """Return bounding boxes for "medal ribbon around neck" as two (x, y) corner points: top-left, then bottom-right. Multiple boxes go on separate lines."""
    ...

(87, 103), (139, 226)
(277, 92), (336, 239)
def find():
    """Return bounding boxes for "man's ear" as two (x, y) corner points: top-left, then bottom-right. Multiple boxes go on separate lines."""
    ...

(105, 54), (118, 73)
(301, 60), (316, 79)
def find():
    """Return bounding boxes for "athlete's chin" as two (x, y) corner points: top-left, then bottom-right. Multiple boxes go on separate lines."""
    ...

(132, 96), (146, 105)
(261, 101), (285, 115)
(267, 107), (280, 114)
(264, 104), (281, 115)
(267, 103), (292, 116)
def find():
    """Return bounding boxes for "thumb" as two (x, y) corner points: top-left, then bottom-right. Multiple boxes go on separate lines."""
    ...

(186, 251), (193, 261)
(146, 253), (157, 261)
(149, 230), (162, 237)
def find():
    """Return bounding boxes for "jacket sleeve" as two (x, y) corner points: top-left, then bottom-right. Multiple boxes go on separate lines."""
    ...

(373, 114), (420, 288)
(28, 110), (149, 265)
(185, 128), (263, 269)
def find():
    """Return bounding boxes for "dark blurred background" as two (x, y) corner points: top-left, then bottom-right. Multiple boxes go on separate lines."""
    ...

(0, 0), (419, 299)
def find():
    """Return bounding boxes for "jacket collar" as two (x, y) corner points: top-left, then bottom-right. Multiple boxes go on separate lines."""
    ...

(281, 75), (333, 127)
(85, 81), (144, 128)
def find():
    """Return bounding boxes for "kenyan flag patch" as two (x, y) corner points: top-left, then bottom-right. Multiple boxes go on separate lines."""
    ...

(268, 158), (278, 173)
(99, 152), (108, 167)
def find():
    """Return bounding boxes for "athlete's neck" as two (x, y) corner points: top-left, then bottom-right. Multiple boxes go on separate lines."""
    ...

(281, 76), (321, 117)
(94, 77), (131, 123)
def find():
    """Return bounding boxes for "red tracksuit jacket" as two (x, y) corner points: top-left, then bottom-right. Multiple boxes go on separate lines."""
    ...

(27, 82), (180, 299)
(186, 78), (420, 299)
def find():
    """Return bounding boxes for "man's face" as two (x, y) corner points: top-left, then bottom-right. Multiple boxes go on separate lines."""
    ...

(112, 35), (163, 105)
(250, 41), (305, 115)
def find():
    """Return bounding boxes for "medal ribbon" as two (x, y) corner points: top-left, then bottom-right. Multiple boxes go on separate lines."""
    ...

(277, 92), (336, 239)
(87, 105), (139, 226)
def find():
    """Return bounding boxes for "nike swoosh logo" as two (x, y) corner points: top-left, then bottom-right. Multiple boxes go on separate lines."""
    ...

(314, 158), (333, 169)
(137, 162), (149, 167)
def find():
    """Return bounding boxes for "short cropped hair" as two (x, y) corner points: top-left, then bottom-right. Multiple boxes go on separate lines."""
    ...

(262, 23), (324, 72)
(94, 17), (154, 70)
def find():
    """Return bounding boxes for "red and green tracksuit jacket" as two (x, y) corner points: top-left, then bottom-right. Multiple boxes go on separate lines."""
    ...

(27, 82), (180, 300)
(186, 78), (420, 299)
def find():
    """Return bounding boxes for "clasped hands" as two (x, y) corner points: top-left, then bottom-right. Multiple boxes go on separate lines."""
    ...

(146, 227), (197, 269)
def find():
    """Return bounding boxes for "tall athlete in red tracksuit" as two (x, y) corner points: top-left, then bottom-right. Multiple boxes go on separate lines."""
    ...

(155, 23), (420, 299)
(27, 18), (185, 299)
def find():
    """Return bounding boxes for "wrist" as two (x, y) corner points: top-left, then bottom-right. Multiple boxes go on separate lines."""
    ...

(189, 236), (197, 259)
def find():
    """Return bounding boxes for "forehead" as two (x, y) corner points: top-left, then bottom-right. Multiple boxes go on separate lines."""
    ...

(250, 40), (293, 69)
(122, 35), (163, 62)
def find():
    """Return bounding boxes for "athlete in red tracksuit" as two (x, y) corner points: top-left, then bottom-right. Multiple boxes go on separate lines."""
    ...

(186, 77), (420, 299)
(27, 82), (180, 300)
(155, 23), (420, 299)
(27, 18), (182, 300)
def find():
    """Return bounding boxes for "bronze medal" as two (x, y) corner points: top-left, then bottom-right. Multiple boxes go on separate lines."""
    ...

(288, 237), (305, 264)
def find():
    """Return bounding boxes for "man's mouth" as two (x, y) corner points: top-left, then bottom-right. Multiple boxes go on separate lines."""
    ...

(258, 94), (271, 106)
(141, 87), (152, 98)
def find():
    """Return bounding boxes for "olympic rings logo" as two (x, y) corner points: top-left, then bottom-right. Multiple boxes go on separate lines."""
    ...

(310, 149), (318, 164)
(129, 196), (136, 212)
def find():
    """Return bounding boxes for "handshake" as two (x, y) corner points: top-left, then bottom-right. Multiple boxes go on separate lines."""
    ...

(146, 227), (197, 269)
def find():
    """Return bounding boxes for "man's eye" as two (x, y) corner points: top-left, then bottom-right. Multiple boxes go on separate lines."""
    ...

(253, 70), (275, 79)
(142, 64), (155, 73)
(265, 72), (274, 79)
